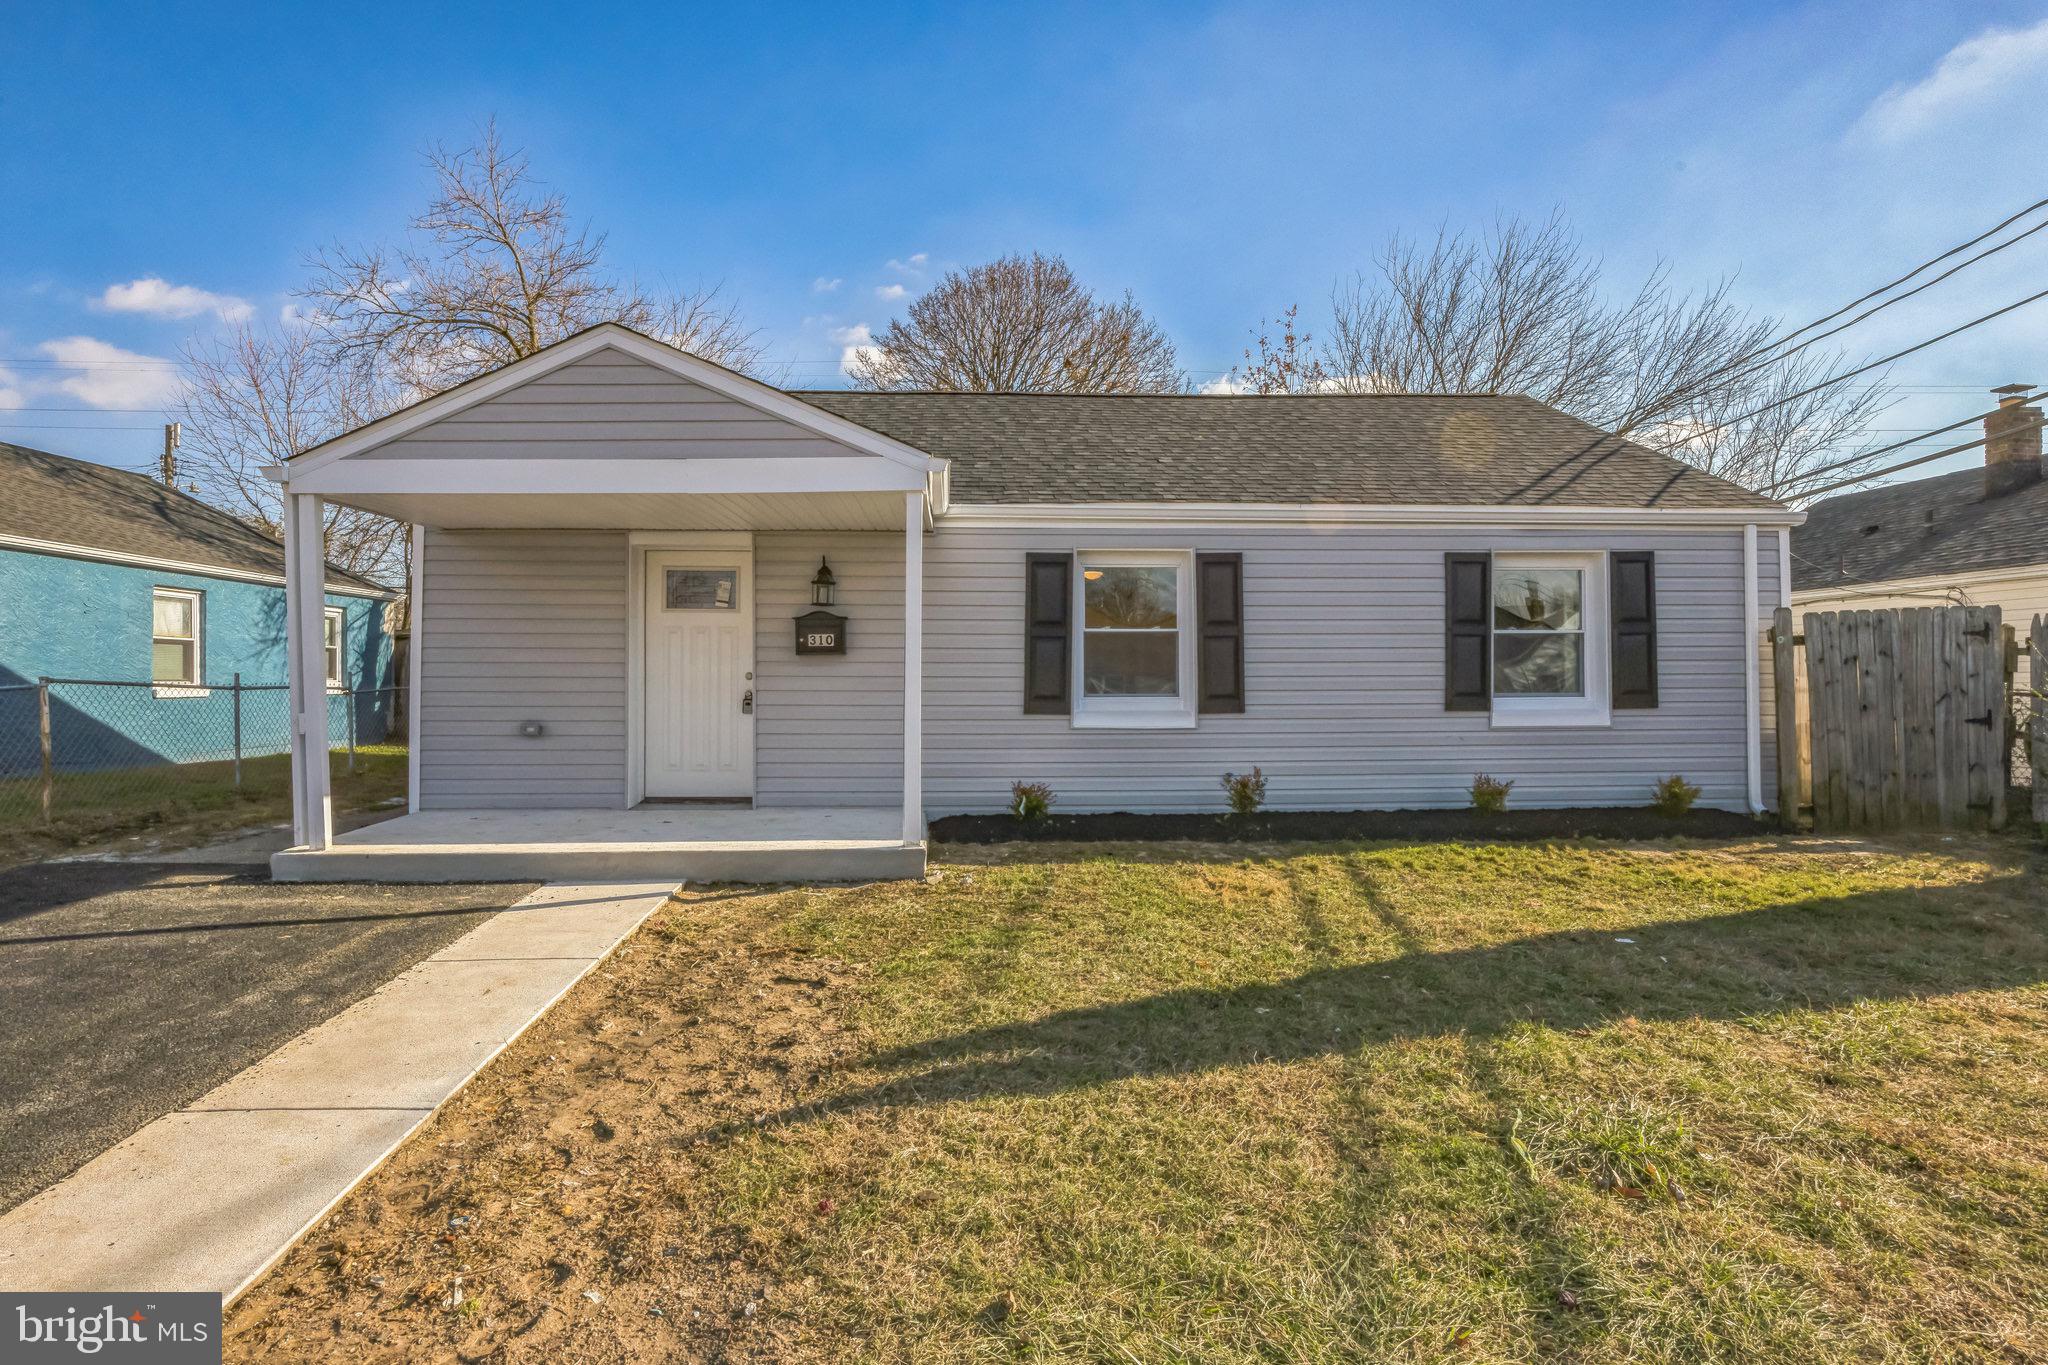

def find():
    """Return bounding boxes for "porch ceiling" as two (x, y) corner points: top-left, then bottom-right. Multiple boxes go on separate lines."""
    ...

(326, 489), (913, 530)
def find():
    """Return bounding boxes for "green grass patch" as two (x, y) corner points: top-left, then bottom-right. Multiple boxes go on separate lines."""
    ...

(0, 743), (406, 867)
(688, 837), (2048, 1361)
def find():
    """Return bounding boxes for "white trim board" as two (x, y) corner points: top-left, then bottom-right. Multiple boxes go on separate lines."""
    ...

(0, 533), (395, 599)
(283, 325), (947, 478)
(291, 456), (931, 499)
(1790, 561), (2048, 606)
(939, 502), (1805, 529)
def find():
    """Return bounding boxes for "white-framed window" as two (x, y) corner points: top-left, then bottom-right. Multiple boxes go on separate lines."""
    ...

(1490, 552), (1609, 727)
(324, 606), (347, 690)
(151, 587), (205, 694)
(1072, 549), (1197, 729)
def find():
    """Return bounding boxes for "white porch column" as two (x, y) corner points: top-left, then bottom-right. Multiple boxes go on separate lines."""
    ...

(902, 490), (925, 843)
(407, 523), (426, 814)
(284, 492), (333, 849)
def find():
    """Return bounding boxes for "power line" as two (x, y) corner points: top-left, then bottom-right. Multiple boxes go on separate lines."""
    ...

(1797, 431), (2004, 500)
(1670, 285), (2048, 450)
(1764, 195), (2048, 346)
(1707, 211), (2048, 389)
(1789, 385), (2048, 483)
(0, 422), (167, 431)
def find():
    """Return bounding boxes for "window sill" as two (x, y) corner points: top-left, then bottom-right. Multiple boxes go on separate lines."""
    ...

(1071, 709), (1198, 731)
(1489, 702), (1610, 730)
(152, 685), (211, 700)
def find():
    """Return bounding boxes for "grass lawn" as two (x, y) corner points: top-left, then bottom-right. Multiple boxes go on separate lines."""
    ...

(0, 744), (407, 867)
(228, 834), (2048, 1363)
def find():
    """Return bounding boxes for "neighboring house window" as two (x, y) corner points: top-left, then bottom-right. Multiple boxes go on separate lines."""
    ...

(1491, 553), (1609, 726)
(324, 607), (347, 689)
(151, 587), (203, 689)
(1072, 550), (1196, 728)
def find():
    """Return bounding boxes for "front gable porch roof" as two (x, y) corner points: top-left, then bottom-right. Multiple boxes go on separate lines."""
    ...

(276, 325), (944, 529)
(286, 323), (945, 479)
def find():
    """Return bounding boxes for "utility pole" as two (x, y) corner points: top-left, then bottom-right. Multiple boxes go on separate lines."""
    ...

(160, 421), (181, 485)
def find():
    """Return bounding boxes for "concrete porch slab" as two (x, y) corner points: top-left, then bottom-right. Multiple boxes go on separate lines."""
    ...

(0, 880), (676, 1301)
(269, 807), (927, 883)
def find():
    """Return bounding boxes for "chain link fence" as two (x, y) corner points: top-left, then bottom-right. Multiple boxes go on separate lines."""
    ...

(0, 677), (402, 831)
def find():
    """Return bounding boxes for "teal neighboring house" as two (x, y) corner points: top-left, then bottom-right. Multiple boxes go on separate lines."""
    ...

(0, 441), (397, 775)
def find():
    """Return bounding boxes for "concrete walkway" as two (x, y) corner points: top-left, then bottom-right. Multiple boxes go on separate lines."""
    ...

(0, 879), (676, 1300)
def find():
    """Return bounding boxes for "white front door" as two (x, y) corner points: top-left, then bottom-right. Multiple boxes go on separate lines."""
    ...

(643, 549), (755, 798)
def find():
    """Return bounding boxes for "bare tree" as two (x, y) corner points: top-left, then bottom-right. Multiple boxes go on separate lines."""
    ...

(175, 323), (408, 582)
(304, 120), (759, 399)
(1312, 213), (1893, 500)
(847, 253), (1184, 393)
(174, 122), (763, 595)
(1229, 304), (1331, 394)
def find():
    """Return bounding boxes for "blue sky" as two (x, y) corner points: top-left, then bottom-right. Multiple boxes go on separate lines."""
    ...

(4, 0), (2046, 482)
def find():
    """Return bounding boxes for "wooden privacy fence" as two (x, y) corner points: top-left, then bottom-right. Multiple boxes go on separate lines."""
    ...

(1771, 605), (2017, 833)
(2033, 614), (2047, 831)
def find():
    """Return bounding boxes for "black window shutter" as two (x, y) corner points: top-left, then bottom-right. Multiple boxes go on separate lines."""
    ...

(1610, 550), (1658, 709)
(1196, 552), (1245, 714)
(1444, 552), (1491, 711)
(1023, 552), (1072, 715)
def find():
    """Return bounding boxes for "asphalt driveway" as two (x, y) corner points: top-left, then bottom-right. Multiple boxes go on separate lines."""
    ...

(0, 861), (537, 1212)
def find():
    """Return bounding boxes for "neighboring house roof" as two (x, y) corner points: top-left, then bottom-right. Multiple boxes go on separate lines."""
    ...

(0, 441), (393, 595)
(795, 390), (1783, 511)
(1790, 466), (2048, 593)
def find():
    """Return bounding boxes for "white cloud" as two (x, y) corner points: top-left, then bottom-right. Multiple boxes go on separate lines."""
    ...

(875, 283), (908, 300)
(812, 276), (843, 293)
(1857, 17), (2048, 141)
(885, 252), (928, 273)
(37, 336), (182, 409)
(0, 364), (26, 411)
(1199, 374), (1249, 395)
(831, 323), (888, 378)
(97, 276), (253, 323)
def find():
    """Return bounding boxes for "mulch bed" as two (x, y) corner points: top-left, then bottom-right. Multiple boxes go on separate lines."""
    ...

(930, 805), (1765, 845)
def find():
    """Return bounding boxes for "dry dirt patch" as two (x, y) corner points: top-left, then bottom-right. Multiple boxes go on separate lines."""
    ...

(226, 886), (849, 1364)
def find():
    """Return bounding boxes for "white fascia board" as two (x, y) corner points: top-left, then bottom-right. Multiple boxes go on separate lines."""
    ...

(0, 533), (397, 599)
(294, 456), (931, 498)
(284, 325), (946, 478)
(1789, 561), (2048, 605)
(938, 501), (1806, 529)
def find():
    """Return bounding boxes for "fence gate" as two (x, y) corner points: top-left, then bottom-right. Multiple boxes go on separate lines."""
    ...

(1773, 605), (2013, 833)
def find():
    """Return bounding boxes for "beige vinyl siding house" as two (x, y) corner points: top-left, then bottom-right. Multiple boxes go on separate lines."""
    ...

(1792, 389), (2048, 626)
(264, 323), (1798, 882)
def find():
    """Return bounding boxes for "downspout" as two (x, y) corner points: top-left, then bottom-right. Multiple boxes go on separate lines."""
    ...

(1743, 523), (1763, 815)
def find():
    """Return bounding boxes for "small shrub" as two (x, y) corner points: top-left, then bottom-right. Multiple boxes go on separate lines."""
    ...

(1008, 780), (1054, 824)
(1651, 774), (1702, 818)
(1220, 766), (1267, 817)
(1469, 773), (1513, 814)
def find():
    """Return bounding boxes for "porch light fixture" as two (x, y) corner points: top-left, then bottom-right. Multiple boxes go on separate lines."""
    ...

(811, 557), (837, 606)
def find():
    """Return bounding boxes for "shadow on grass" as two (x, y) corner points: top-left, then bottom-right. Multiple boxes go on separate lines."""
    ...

(740, 869), (2048, 1135)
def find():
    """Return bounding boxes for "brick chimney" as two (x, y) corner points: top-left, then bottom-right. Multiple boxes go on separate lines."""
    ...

(1983, 383), (2043, 498)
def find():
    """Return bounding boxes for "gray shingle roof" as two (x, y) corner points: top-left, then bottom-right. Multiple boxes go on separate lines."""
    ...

(794, 390), (1783, 510)
(0, 442), (391, 594)
(1791, 465), (2048, 591)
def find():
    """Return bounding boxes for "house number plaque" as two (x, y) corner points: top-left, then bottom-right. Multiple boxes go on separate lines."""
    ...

(794, 609), (847, 655)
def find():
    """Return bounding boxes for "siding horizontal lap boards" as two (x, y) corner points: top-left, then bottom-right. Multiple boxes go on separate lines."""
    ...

(418, 529), (628, 809)
(923, 524), (1758, 815)
(752, 532), (905, 808)
(362, 352), (855, 462)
